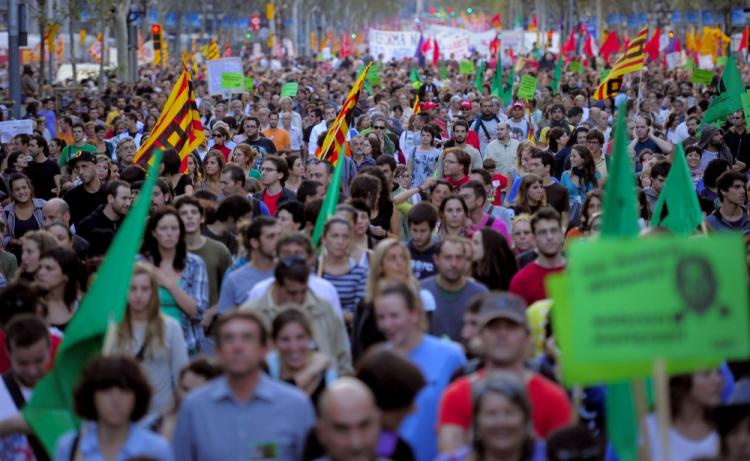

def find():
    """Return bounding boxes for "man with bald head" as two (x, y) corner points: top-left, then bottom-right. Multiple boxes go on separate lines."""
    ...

(316, 377), (382, 461)
(42, 197), (89, 257)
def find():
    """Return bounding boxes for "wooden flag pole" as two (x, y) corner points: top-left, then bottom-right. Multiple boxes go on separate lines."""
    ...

(653, 359), (671, 461)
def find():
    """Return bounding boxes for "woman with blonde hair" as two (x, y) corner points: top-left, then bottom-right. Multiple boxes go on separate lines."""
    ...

(199, 150), (225, 196)
(352, 238), (436, 361)
(17, 229), (59, 282)
(113, 261), (188, 415)
(513, 174), (547, 215)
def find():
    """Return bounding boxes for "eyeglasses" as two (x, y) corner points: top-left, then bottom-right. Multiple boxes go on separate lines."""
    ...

(212, 133), (223, 138)
(278, 255), (306, 267)
(373, 125), (386, 130)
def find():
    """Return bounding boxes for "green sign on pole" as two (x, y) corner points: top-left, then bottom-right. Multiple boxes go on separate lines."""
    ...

(245, 76), (254, 92)
(690, 69), (714, 86)
(280, 82), (299, 97)
(220, 72), (244, 90)
(459, 60), (476, 75)
(517, 75), (538, 101)
(566, 234), (749, 363)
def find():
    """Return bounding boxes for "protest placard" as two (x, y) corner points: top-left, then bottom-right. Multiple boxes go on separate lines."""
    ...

(459, 60), (475, 75)
(245, 76), (254, 92)
(0, 120), (33, 143)
(690, 69), (713, 86)
(280, 82), (299, 97)
(517, 75), (538, 100)
(206, 57), (243, 95)
(221, 73), (243, 91)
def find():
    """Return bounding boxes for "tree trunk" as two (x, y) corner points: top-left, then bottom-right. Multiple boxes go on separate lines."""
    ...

(115, 0), (130, 81)
(68, 11), (77, 83)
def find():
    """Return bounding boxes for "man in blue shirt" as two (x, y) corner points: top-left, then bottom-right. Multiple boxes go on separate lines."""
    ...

(173, 310), (315, 461)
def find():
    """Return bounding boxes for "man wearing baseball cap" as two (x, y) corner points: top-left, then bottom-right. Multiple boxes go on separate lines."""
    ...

(62, 150), (105, 227)
(507, 102), (535, 141)
(437, 292), (572, 454)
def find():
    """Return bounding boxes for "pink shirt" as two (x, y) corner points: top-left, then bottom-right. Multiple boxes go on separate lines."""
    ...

(468, 213), (511, 243)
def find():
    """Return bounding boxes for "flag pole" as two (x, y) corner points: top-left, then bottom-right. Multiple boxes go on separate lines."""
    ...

(635, 67), (645, 114)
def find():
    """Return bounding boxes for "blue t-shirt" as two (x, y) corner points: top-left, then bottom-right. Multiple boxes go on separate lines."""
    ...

(400, 335), (466, 461)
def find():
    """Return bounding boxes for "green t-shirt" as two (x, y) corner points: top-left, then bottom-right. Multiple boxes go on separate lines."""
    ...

(58, 143), (97, 167)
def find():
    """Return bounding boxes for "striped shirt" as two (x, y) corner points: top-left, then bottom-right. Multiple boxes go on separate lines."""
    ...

(320, 259), (368, 314)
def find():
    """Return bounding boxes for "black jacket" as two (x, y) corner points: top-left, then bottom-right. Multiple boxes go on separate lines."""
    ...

(77, 205), (120, 246)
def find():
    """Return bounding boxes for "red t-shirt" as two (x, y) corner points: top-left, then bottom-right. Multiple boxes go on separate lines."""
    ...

(438, 370), (572, 438)
(508, 261), (565, 305)
(262, 189), (283, 216)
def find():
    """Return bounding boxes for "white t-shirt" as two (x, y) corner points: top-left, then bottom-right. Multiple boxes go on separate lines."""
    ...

(0, 376), (33, 460)
(644, 414), (718, 461)
(246, 275), (343, 319)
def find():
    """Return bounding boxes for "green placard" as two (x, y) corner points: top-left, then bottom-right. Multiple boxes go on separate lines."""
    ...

(717, 56), (728, 67)
(741, 91), (750, 129)
(548, 274), (723, 386)
(366, 66), (381, 86)
(280, 82), (299, 97)
(245, 76), (254, 92)
(517, 75), (537, 100)
(459, 60), (475, 75)
(690, 69), (714, 86)
(566, 235), (749, 364)
(569, 60), (584, 74)
(220, 72), (243, 90)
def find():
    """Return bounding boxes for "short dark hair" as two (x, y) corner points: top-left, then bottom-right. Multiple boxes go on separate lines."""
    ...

(162, 148), (182, 175)
(215, 195), (253, 222)
(120, 165), (146, 184)
(453, 119), (469, 131)
(73, 355), (152, 422)
(214, 310), (268, 347)
(221, 164), (246, 186)
(375, 154), (396, 171)
(530, 207), (561, 233)
(272, 307), (313, 340)
(5, 314), (49, 352)
(0, 282), (40, 327)
(105, 179), (130, 201)
(304, 198), (324, 227)
(355, 344), (426, 411)
(179, 357), (223, 382)
(460, 180), (487, 202)
(243, 216), (277, 255)
(262, 154), (289, 184)
(274, 256), (310, 286)
(716, 170), (747, 202)
(650, 161), (671, 180)
(174, 195), (204, 217)
(703, 159), (731, 189)
(296, 179), (323, 203)
(276, 232), (314, 256)
(470, 168), (493, 186)
(586, 129), (605, 146)
(408, 202), (438, 229)
(531, 149), (553, 170)
(276, 200), (304, 228)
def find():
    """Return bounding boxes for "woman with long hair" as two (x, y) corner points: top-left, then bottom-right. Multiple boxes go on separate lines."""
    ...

(3, 174), (45, 248)
(18, 229), (58, 282)
(229, 144), (260, 179)
(95, 154), (112, 182)
(471, 228), (519, 291)
(437, 374), (546, 461)
(186, 152), (203, 188)
(553, 126), (589, 178)
(642, 369), (723, 461)
(546, 127), (569, 157)
(36, 246), (81, 332)
(429, 179), (452, 210)
(267, 307), (336, 405)
(565, 190), (602, 243)
(438, 195), (469, 238)
(360, 166), (400, 241)
(199, 150), (225, 196)
(162, 148), (194, 197)
(114, 262), (189, 414)
(560, 144), (599, 207)
(352, 238), (437, 361)
(318, 217), (368, 325)
(55, 355), (173, 460)
(140, 206), (208, 356)
(284, 154), (304, 193)
(513, 174), (547, 215)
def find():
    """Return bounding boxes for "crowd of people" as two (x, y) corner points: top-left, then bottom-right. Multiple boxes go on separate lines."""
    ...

(0, 45), (748, 461)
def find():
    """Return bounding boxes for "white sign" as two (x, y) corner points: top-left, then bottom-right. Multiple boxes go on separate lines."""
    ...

(368, 29), (421, 61)
(206, 57), (243, 96)
(0, 120), (33, 143)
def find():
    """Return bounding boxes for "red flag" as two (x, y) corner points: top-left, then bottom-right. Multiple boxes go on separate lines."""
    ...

(583, 34), (597, 58)
(432, 38), (440, 67)
(491, 14), (502, 29)
(599, 31), (620, 63)
(489, 35), (500, 57)
(740, 27), (749, 53)
(507, 47), (516, 61)
(644, 28), (661, 62)
(421, 38), (432, 54)
(562, 32), (576, 59)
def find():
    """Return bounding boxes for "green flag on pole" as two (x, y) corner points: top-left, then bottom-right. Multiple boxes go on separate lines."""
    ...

(409, 67), (420, 83)
(22, 150), (163, 456)
(475, 61), (486, 93)
(311, 144), (346, 247)
(551, 54), (563, 94)
(701, 52), (744, 126)
(502, 65), (515, 106)
(491, 54), (503, 99)
(650, 144), (703, 235)
(599, 104), (639, 461)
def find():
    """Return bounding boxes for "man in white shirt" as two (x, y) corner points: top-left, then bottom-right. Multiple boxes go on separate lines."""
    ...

(308, 105), (336, 156)
(485, 122), (519, 177)
(281, 111), (305, 156)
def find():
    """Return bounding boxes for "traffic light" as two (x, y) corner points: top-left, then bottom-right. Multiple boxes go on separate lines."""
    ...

(151, 24), (162, 51)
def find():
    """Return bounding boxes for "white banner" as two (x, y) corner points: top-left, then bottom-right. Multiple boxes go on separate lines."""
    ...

(206, 57), (243, 96)
(0, 120), (33, 143)
(368, 29), (421, 61)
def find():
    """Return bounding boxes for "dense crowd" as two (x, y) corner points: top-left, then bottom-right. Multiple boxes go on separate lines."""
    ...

(0, 48), (748, 461)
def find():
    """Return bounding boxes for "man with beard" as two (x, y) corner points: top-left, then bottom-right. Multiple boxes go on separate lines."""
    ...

(631, 115), (674, 156)
(62, 151), (105, 227)
(509, 208), (566, 305)
(76, 180), (132, 249)
(308, 105), (336, 156)
(470, 97), (506, 154)
(239, 116), (277, 168)
(539, 104), (573, 146)
(437, 120), (482, 176)
(724, 111), (750, 173)
(698, 126), (734, 173)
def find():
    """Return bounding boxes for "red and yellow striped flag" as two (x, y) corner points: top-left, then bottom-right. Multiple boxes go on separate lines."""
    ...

(133, 63), (206, 171)
(316, 62), (372, 166)
(412, 95), (421, 114)
(594, 26), (648, 100)
(206, 38), (220, 60)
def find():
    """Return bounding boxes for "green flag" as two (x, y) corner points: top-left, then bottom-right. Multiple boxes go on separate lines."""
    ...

(551, 54), (563, 94)
(599, 104), (640, 461)
(475, 61), (486, 93)
(359, 64), (373, 95)
(439, 63), (448, 80)
(701, 52), (744, 126)
(491, 58), (502, 98)
(23, 150), (163, 455)
(311, 144), (346, 247)
(650, 144), (703, 235)
(409, 67), (420, 83)
(502, 65), (515, 106)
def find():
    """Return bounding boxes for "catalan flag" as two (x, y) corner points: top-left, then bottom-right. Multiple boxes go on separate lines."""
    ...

(133, 63), (206, 170)
(206, 38), (220, 60)
(413, 95), (421, 114)
(316, 63), (372, 166)
(594, 26), (648, 100)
